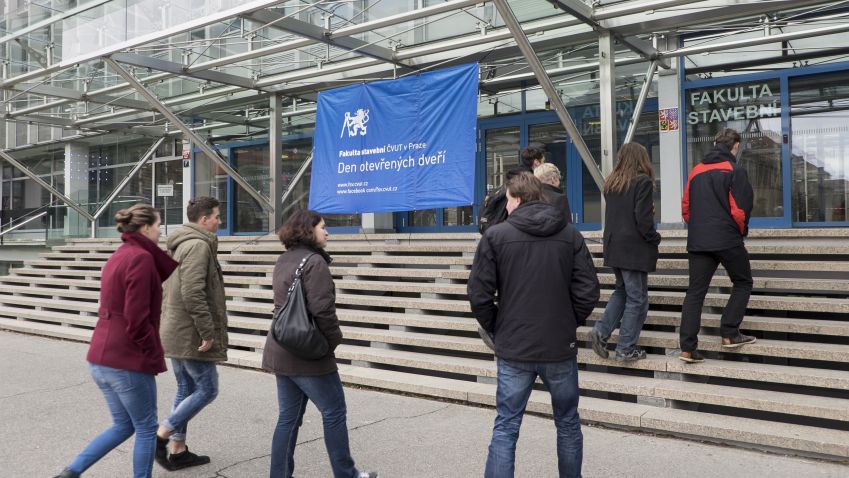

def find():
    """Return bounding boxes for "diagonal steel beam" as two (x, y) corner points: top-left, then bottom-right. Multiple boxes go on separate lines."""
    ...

(492, 0), (604, 190)
(623, 61), (658, 145)
(10, 83), (152, 110)
(92, 137), (165, 222)
(241, 10), (409, 69)
(0, 150), (95, 222)
(546, 0), (669, 68)
(5, 114), (80, 128)
(110, 53), (263, 91)
(104, 57), (273, 212)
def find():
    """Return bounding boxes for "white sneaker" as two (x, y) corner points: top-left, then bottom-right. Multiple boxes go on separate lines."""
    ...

(358, 472), (378, 478)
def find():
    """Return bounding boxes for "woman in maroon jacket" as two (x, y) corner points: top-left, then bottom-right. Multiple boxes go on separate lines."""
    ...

(54, 204), (177, 478)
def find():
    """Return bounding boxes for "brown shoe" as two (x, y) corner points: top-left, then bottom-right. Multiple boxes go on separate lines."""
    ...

(679, 350), (705, 363)
(722, 334), (757, 349)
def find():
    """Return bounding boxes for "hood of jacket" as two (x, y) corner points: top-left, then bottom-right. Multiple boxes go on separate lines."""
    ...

(506, 201), (566, 237)
(703, 143), (737, 164)
(166, 222), (218, 254)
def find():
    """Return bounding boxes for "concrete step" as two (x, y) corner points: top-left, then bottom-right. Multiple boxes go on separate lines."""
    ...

(580, 327), (849, 363)
(9, 267), (99, 279)
(644, 258), (849, 273)
(0, 285), (99, 301)
(588, 244), (849, 255)
(2, 278), (847, 339)
(0, 316), (93, 342)
(0, 275), (101, 289)
(4, 305), (848, 393)
(588, 309), (849, 337)
(333, 345), (849, 422)
(40, 249), (849, 273)
(335, 364), (849, 459)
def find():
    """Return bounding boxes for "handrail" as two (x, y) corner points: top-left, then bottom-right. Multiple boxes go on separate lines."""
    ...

(0, 211), (47, 238)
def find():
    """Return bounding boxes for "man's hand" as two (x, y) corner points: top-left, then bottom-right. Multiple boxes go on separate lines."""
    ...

(198, 338), (214, 352)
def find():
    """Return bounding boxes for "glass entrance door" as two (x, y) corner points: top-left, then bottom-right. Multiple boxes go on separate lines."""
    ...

(790, 71), (849, 225)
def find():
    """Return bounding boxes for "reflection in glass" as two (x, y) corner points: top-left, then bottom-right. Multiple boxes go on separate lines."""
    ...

(791, 72), (849, 223)
(685, 79), (783, 218)
(485, 127), (520, 194)
(195, 148), (230, 231)
(233, 145), (270, 234)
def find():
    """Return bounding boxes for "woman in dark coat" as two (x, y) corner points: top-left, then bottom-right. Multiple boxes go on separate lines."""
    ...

(54, 204), (178, 478)
(263, 209), (376, 478)
(591, 143), (661, 362)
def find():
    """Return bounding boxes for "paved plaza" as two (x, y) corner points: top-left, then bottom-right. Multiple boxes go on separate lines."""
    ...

(1, 331), (846, 478)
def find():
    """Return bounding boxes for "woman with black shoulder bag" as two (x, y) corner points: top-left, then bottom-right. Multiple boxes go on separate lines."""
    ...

(263, 209), (377, 478)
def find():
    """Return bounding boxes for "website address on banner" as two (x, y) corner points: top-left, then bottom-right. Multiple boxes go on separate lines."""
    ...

(336, 185), (397, 195)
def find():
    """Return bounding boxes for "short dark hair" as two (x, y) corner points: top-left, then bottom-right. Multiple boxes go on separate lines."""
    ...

(187, 196), (220, 222)
(520, 143), (546, 170)
(506, 171), (544, 203)
(115, 204), (159, 233)
(714, 128), (741, 149)
(278, 209), (323, 249)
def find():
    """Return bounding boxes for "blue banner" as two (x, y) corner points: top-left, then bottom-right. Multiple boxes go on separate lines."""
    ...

(308, 63), (479, 214)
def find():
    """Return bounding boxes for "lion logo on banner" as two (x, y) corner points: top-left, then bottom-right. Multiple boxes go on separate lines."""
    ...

(341, 108), (370, 138)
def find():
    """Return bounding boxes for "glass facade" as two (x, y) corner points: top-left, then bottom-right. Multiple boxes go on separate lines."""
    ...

(2, 0), (849, 239)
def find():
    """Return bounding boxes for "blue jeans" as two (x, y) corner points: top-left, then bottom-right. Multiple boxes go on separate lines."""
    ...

(161, 359), (219, 441)
(67, 363), (158, 478)
(271, 372), (359, 478)
(593, 268), (649, 353)
(485, 357), (582, 478)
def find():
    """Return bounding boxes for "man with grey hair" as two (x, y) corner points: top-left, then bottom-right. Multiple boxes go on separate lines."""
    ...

(534, 163), (572, 225)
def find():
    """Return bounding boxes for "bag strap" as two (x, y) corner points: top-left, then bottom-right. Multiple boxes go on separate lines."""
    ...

(287, 252), (317, 293)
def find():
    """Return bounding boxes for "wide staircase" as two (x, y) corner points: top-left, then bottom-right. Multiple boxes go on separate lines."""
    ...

(1, 230), (848, 460)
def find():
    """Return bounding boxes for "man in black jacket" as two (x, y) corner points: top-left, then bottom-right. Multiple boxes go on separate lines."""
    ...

(679, 128), (756, 363)
(468, 172), (599, 478)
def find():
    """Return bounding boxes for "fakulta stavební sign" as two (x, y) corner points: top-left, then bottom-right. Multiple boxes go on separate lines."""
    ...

(686, 82), (780, 125)
(308, 63), (478, 214)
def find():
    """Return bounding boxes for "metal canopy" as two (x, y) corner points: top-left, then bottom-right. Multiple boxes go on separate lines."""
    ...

(1, 0), (848, 234)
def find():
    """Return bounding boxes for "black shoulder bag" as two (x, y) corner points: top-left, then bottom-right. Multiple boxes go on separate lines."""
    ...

(270, 253), (329, 360)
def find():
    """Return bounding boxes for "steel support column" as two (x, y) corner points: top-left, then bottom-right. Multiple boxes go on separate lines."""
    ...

(104, 57), (273, 212)
(598, 31), (617, 178)
(0, 150), (94, 222)
(90, 137), (166, 237)
(269, 94), (284, 232)
(624, 61), (658, 145)
(491, 0), (604, 190)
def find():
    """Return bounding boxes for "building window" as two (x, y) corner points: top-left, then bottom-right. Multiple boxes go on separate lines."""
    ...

(790, 71), (849, 223)
(686, 79), (784, 219)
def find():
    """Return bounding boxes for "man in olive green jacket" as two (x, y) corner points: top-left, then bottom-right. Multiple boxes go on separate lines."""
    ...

(155, 197), (227, 471)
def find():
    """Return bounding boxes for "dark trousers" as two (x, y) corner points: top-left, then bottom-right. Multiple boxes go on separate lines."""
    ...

(680, 245), (753, 352)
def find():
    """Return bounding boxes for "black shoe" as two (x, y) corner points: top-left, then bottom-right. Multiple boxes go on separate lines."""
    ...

(163, 447), (211, 471)
(53, 469), (79, 478)
(477, 326), (495, 351)
(679, 350), (705, 363)
(615, 348), (646, 362)
(722, 333), (757, 349)
(154, 436), (169, 469)
(590, 329), (609, 359)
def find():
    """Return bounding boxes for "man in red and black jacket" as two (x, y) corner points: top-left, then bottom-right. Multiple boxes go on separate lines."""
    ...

(679, 128), (756, 363)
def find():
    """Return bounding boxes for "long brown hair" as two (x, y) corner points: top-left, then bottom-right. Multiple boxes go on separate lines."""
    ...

(603, 143), (654, 195)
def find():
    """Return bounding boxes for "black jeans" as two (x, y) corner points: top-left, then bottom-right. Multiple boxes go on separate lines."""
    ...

(680, 245), (753, 352)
